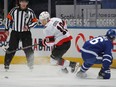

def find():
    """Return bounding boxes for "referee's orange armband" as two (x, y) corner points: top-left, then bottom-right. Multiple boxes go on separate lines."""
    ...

(7, 14), (13, 20)
(32, 18), (38, 22)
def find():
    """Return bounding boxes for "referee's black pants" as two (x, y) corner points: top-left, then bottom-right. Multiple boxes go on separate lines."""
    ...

(4, 30), (34, 68)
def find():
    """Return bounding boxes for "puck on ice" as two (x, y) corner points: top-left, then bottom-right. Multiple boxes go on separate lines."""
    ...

(4, 76), (8, 79)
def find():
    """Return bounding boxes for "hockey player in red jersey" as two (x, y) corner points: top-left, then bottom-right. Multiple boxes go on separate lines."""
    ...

(39, 11), (77, 73)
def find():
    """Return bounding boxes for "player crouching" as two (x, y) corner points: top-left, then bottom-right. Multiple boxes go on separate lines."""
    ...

(76, 29), (116, 79)
(39, 11), (77, 73)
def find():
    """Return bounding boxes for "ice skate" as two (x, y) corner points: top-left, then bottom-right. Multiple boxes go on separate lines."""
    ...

(4, 65), (9, 72)
(28, 65), (34, 72)
(70, 62), (80, 73)
(50, 58), (58, 66)
(76, 70), (87, 78)
(61, 68), (69, 73)
(61, 60), (70, 73)
(97, 69), (104, 79)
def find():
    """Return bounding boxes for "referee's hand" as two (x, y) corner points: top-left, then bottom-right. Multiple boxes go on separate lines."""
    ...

(23, 25), (29, 31)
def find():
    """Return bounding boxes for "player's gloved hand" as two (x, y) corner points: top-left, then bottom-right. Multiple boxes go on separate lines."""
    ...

(98, 68), (111, 79)
(0, 30), (8, 42)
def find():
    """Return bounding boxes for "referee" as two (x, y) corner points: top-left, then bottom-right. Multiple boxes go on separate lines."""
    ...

(4, 0), (38, 70)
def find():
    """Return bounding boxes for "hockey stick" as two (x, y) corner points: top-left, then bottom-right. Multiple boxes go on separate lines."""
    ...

(5, 43), (39, 54)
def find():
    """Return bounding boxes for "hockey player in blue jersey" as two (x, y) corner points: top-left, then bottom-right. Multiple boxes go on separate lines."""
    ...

(76, 29), (116, 79)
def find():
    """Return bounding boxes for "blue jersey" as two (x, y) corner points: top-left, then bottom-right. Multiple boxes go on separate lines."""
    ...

(80, 36), (113, 76)
(82, 36), (113, 57)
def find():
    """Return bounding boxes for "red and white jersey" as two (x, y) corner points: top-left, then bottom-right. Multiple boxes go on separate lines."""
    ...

(43, 18), (72, 46)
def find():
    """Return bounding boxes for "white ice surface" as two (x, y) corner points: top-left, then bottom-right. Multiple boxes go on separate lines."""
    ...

(0, 64), (116, 87)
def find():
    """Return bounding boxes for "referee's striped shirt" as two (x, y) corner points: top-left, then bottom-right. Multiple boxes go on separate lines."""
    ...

(5, 6), (38, 32)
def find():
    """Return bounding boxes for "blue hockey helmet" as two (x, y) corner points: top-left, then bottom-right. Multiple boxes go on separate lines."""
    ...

(106, 29), (116, 40)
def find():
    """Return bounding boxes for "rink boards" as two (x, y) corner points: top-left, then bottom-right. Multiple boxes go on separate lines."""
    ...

(0, 27), (116, 68)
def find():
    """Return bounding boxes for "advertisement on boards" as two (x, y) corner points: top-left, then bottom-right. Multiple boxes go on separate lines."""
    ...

(1, 28), (116, 59)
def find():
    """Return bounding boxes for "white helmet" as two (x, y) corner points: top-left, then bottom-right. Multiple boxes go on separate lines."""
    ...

(39, 11), (50, 20)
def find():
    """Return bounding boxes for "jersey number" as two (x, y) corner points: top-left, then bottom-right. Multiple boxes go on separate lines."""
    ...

(90, 37), (104, 44)
(56, 21), (68, 35)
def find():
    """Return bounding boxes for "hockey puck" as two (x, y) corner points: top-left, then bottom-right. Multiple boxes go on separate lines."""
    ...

(4, 76), (9, 79)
